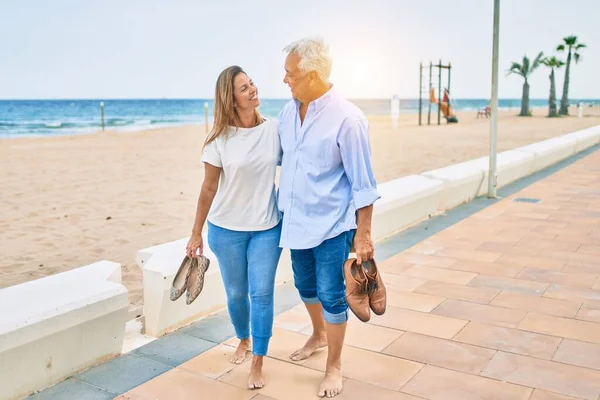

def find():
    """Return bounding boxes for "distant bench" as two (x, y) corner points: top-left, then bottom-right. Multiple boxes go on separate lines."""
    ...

(0, 261), (129, 400)
(136, 125), (600, 337)
(477, 105), (491, 118)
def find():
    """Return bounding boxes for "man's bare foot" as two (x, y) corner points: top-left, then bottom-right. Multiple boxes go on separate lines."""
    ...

(318, 367), (343, 398)
(289, 332), (327, 361)
(247, 356), (265, 389)
(230, 338), (250, 364)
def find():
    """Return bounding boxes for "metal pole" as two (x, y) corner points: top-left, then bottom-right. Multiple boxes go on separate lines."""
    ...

(419, 62), (423, 126)
(428, 62), (432, 125)
(100, 101), (105, 131)
(488, 0), (500, 198)
(204, 102), (209, 134)
(438, 59), (442, 125)
(448, 62), (452, 97)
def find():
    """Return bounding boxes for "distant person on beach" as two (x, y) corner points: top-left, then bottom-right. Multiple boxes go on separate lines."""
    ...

(277, 37), (381, 398)
(186, 65), (282, 390)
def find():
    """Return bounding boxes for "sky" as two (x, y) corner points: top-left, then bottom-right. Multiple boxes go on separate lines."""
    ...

(1, 0), (598, 100)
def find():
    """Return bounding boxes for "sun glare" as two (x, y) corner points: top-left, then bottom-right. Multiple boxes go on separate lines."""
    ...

(331, 56), (384, 98)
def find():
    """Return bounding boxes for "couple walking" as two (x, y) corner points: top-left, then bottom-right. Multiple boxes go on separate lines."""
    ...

(185, 36), (381, 398)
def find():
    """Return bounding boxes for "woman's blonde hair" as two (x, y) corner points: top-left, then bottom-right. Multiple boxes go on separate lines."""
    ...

(204, 65), (263, 147)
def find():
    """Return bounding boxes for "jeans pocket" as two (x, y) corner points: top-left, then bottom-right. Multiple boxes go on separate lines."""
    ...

(347, 229), (356, 253)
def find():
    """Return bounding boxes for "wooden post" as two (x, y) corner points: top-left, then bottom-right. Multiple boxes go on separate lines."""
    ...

(204, 102), (209, 134)
(100, 102), (105, 131)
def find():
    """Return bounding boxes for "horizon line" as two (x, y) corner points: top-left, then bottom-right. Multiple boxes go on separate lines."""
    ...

(2, 97), (599, 102)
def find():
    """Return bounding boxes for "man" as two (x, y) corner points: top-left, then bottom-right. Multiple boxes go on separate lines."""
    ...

(278, 36), (380, 398)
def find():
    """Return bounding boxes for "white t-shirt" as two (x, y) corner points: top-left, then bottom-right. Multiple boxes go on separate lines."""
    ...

(201, 118), (281, 231)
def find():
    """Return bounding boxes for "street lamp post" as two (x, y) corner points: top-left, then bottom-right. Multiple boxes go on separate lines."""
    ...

(488, 0), (500, 198)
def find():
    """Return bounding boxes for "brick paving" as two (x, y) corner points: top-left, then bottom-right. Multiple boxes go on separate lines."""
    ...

(114, 149), (600, 400)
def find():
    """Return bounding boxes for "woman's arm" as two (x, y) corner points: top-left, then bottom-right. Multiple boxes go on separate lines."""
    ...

(186, 163), (221, 257)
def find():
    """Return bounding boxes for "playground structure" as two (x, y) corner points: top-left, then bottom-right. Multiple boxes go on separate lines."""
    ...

(419, 60), (458, 125)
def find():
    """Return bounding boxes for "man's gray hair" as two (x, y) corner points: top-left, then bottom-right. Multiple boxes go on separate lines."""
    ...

(284, 37), (332, 83)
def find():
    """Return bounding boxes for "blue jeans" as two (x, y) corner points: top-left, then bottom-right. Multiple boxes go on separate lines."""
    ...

(290, 230), (355, 324)
(207, 220), (282, 356)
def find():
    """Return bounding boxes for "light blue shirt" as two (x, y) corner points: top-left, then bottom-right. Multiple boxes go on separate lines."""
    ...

(277, 87), (380, 250)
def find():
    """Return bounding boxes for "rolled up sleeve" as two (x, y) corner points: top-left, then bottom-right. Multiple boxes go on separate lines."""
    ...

(200, 139), (222, 168)
(338, 116), (380, 209)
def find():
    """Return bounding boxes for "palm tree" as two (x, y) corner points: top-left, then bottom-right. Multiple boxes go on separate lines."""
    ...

(507, 52), (544, 116)
(557, 35), (586, 115)
(541, 57), (565, 117)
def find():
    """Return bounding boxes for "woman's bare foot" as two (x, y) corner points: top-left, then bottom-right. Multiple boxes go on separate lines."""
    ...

(247, 356), (265, 389)
(289, 332), (327, 361)
(318, 366), (343, 398)
(230, 338), (250, 364)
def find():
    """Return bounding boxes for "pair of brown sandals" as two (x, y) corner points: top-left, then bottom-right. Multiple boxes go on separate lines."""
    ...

(170, 255), (210, 305)
(343, 258), (387, 322)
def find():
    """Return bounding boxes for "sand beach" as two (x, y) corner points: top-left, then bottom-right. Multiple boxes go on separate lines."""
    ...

(1, 107), (599, 310)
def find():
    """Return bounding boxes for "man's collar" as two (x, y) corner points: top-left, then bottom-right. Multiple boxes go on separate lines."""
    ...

(295, 84), (336, 113)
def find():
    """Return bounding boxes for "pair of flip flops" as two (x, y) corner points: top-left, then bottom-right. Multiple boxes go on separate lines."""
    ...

(170, 255), (210, 305)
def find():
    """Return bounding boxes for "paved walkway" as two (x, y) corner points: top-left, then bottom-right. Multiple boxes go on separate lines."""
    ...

(32, 146), (600, 400)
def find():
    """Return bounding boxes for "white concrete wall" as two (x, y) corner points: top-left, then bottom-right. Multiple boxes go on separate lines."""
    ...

(561, 125), (600, 153)
(136, 124), (600, 338)
(514, 136), (577, 173)
(460, 150), (536, 197)
(419, 148), (536, 208)
(372, 175), (443, 241)
(493, 150), (537, 189)
(0, 261), (129, 400)
(422, 161), (485, 210)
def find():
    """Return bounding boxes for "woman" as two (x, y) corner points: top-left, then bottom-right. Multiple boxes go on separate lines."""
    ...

(185, 66), (282, 390)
